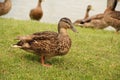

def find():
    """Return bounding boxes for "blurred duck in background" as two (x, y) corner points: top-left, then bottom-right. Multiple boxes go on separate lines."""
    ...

(78, 13), (108, 29)
(78, 0), (120, 30)
(104, 0), (120, 33)
(0, 0), (12, 16)
(29, 0), (43, 21)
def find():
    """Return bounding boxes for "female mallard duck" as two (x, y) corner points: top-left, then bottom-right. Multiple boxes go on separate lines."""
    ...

(104, 0), (120, 32)
(13, 17), (77, 67)
(0, 0), (12, 16)
(73, 5), (93, 25)
(29, 0), (43, 21)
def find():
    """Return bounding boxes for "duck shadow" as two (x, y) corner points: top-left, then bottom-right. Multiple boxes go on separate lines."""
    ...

(50, 57), (65, 65)
(23, 54), (39, 62)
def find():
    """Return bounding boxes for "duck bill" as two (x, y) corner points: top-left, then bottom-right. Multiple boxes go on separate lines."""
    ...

(41, 0), (45, 2)
(71, 24), (78, 32)
(91, 7), (94, 11)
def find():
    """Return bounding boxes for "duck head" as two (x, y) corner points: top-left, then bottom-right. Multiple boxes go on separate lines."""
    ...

(87, 5), (93, 12)
(58, 17), (77, 33)
(39, 0), (42, 2)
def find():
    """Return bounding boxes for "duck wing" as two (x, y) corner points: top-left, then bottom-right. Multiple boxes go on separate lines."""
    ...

(33, 31), (58, 40)
(28, 31), (58, 55)
(15, 31), (59, 55)
(109, 11), (120, 20)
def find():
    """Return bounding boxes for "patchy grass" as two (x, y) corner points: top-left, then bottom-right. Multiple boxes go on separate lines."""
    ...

(0, 18), (120, 80)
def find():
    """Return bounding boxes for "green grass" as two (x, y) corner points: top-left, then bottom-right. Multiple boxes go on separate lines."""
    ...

(0, 18), (120, 80)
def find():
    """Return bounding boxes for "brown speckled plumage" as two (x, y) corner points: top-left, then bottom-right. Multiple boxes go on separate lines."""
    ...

(13, 17), (77, 67)
(0, 0), (12, 16)
(29, 0), (43, 21)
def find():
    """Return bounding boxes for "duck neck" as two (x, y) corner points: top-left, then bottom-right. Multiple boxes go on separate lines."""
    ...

(58, 28), (68, 36)
(84, 8), (90, 19)
(106, 0), (117, 11)
(37, 0), (42, 7)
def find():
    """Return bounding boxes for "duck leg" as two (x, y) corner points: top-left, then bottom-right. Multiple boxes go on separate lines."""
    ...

(41, 55), (51, 67)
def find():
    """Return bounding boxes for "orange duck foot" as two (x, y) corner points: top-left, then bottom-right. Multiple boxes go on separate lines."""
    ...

(42, 63), (51, 67)
(41, 55), (51, 67)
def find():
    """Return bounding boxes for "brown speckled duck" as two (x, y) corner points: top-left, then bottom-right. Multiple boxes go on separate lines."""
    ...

(104, 0), (120, 32)
(73, 5), (93, 25)
(29, 0), (43, 21)
(0, 0), (12, 16)
(13, 17), (77, 67)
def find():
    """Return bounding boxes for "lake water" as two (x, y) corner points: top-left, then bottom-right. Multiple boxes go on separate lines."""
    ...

(1, 0), (120, 24)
